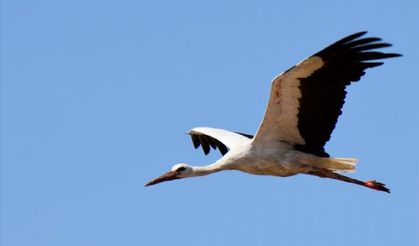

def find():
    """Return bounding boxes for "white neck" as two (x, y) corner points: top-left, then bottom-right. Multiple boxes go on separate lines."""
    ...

(189, 163), (227, 177)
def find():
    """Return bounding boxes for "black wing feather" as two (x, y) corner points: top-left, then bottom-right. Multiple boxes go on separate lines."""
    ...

(191, 134), (201, 149)
(198, 135), (210, 155)
(235, 132), (254, 139)
(205, 136), (218, 149)
(294, 32), (401, 157)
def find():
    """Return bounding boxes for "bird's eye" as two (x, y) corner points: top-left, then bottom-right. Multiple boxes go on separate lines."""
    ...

(176, 167), (187, 172)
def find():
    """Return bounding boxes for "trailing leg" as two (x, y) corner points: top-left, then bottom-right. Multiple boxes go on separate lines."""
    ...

(307, 168), (390, 193)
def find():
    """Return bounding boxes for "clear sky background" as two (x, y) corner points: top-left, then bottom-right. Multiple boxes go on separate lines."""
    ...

(1, 1), (418, 245)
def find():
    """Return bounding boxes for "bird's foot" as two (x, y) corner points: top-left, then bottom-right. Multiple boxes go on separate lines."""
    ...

(364, 180), (390, 193)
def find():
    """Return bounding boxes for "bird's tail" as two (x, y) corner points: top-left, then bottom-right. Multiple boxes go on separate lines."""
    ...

(314, 157), (358, 173)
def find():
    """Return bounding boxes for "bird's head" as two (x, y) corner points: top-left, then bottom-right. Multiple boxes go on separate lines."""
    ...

(145, 163), (193, 187)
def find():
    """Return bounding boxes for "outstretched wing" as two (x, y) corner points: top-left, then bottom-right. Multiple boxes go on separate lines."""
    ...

(188, 127), (252, 155)
(253, 31), (400, 157)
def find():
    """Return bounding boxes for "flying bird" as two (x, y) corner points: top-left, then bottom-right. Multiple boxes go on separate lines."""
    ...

(145, 31), (400, 193)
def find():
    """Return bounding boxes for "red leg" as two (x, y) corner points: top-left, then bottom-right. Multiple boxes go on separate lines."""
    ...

(307, 168), (390, 193)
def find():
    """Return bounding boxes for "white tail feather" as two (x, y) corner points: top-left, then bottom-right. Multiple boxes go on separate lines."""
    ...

(315, 157), (358, 173)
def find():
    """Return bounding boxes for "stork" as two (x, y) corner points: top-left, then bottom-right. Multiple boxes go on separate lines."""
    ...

(145, 31), (400, 193)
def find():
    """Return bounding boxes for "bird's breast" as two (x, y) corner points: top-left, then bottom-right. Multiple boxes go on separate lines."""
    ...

(220, 142), (306, 177)
(225, 152), (303, 177)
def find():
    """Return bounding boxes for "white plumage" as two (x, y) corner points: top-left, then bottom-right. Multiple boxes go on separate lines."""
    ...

(146, 32), (400, 193)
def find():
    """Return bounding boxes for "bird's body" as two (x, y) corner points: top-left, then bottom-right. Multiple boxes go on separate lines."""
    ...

(184, 128), (356, 177)
(211, 138), (306, 177)
(146, 32), (400, 193)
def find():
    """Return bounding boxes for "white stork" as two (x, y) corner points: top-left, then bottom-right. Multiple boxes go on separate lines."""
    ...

(145, 31), (400, 193)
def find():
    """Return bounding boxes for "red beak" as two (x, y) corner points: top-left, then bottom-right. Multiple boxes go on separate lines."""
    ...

(145, 171), (179, 187)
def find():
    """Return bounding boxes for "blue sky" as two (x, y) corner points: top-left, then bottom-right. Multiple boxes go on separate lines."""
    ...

(1, 0), (418, 245)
